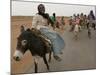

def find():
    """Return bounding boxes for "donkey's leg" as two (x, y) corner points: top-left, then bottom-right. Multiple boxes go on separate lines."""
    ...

(33, 56), (39, 73)
(34, 60), (38, 73)
(43, 55), (49, 70)
(48, 51), (52, 63)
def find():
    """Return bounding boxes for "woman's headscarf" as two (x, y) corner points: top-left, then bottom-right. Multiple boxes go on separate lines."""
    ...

(38, 4), (45, 14)
(37, 4), (54, 25)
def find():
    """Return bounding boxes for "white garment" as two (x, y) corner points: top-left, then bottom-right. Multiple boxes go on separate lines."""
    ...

(32, 14), (56, 33)
(32, 14), (48, 30)
(74, 24), (79, 32)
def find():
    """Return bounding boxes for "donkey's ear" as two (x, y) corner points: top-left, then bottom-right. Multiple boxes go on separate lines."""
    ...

(20, 25), (25, 33)
(26, 28), (31, 31)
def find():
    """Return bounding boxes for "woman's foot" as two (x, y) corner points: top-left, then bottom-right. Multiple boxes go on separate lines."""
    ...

(54, 55), (62, 61)
(60, 51), (63, 54)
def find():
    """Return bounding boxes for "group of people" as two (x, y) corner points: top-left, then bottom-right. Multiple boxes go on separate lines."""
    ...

(50, 13), (65, 31)
(69, 10), (96, 39)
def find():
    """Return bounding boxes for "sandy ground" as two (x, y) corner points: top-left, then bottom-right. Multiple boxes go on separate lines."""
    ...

(11, 16), (96, 74)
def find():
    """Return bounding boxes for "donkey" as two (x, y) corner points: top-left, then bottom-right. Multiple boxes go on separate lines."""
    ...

(13, 26), (52, 73)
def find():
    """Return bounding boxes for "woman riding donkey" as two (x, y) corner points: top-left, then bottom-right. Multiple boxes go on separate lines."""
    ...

(32, 4), (65, 61)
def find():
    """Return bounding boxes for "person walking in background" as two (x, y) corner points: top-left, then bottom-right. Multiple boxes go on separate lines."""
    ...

(76, 14), (81, 32)
(69, 16), (73, 31)
(61, 16), (65, 30)
(88, 10), (96, 30)
(74, 24), (79, 40)
(80, 13), (84, 29)
(69, 14), (76, 32)
(73, 15), (80, 40)
(83, 14), (88, 29)
(50, 13), (57, 30)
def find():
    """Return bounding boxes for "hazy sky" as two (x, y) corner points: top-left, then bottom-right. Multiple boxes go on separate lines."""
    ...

(12, 1), (96, 16)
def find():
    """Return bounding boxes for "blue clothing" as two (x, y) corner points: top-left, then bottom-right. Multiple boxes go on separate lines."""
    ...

(40, 28), (65, 55)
